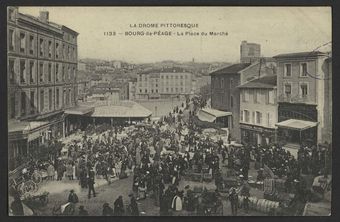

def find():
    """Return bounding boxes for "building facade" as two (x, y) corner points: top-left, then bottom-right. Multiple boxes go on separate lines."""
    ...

(239, 75), (278, 146)
(240, 40), (261, 63)
(274, 51), (332, 148)
(7, 7), (78, 170)
(136, 67), (193, 100)
(210, 62), (275, 141)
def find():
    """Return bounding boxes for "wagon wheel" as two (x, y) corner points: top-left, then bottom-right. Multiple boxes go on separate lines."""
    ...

(16, 182), (26, 197)
(22, 180), (37, 195)
(31, 171), (42, 184)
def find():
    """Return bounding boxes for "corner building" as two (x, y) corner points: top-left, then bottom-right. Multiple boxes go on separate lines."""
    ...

(7, 7), (78, 170)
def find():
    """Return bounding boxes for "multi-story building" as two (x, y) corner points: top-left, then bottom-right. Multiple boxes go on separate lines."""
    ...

(210, 62), (275, 141)
(273, 51), (332, 151)
(7, 7), (78, 170)
(240, 40), (261, 63)
(136, 67), (193, 100)
(239, 75), (278, 146)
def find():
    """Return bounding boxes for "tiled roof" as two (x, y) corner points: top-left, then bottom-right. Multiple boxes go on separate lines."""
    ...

(273, 51), (328, 59)
(209, 63), (251, 75)
(238, 75), (277, 89)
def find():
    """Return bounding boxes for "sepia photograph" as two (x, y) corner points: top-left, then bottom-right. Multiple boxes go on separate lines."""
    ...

(6, 6), (332, 216)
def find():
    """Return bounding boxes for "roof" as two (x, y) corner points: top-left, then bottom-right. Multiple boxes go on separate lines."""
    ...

(276, 119), (318, 131)
(140, 67), (191, 74)
(8, 120), (50, 133)
(64, 105), (95, 115)
(273, 51), (328, 59)
(238, 75), (277, 89)
(210, 63), (251, 76)
(91, 101), (152, 118)
(197, 108), (232, 122)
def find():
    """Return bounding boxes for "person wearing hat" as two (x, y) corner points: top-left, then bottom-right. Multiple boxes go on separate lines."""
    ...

(78, 205), (89, 216)
(228, 187), (238, 216)
(114, 195), (125, 216)
(128, 193), (139, 216)
(68, 190), (79, 204)
(102, 203), (114, 216)
(87, 169), (96, 199)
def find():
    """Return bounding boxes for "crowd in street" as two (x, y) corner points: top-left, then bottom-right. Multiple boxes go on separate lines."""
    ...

(9, 95), (332, 216)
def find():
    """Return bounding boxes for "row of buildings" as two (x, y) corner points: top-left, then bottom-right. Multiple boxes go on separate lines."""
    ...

(207, 41), (332, 156)
(135, 67), (210, 100)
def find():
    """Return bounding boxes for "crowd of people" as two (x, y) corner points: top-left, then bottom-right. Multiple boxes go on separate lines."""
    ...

(9, 95), (332, 216)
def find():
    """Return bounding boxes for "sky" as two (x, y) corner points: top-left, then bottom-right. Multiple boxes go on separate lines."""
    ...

(18, 7), (331, 64)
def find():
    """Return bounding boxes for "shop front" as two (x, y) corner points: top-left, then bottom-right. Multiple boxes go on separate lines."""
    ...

(240, 123), (276, 146)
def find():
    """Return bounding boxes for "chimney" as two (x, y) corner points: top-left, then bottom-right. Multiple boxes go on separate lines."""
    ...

(39, 11), (49, 23)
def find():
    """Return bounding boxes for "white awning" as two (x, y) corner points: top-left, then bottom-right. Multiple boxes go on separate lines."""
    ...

(276, 119), (318, 131)
(197, 110), (216, 122)
(197, 108), (232, 123)
(201, 108), (232, 118)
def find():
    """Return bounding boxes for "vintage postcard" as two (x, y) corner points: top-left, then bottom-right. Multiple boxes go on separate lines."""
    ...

(6, 6), (332, 216)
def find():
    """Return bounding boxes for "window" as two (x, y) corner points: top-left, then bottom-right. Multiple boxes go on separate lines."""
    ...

(166, 76), (168, 79)
(39, 62), (44, 82)
(151, 89), (154, 93)
(256, 111), (262, 124)
(68, 67), (71, 80)
(284, 83), (291, 97)
(244, 90), (250, 102)
(268, 90), (275, 104)
(73, 68), (76, 81)
(252, 112), (255, 124)
(267, 112), (270, 127)
(230, 95), (234, 108)
(240, 110), (243, 122)
(180, 88), (183, 92)
(20, 33), (26, 53)
(20, 60), (26, 84)
(171, 88), (173, 92)
(180, 76), (183, 79)
(284, 64), (292, 77)
(244, 110), (250, 122)
(254, 89), (258, 103)
(49, 89), (52, 110)
(221, 78), (224, 88)
(10, 95), (15, 118)
(139, 89), (142, 93)
(9, 29), (15, 51)
(156, 89), (158, 93)
(29, 35), (34, 55)
(39, 38), (44, 56)
(230, 78), (233, 88)
(8, 8), (15, 21)
(48, 41), (52, 58)
(56, 64), (59, 82)
(300, 63), (307, 77)
(62, 66), (65, 81)
(69, 89), (72, 105)
(145, 89), (147, 93)
(21, 91), (26, 115)
(166, 88), (169, 92)
(55, 42), (60, 59)
(30, 91), (35, 114)
(56, 88), (59, 108)
(300, 83), (308, 97)
(40, 90), (44, 111)
(29, 61), (34, 83)
(48, 63), (52, 82)
(9, 59), (15, 84)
